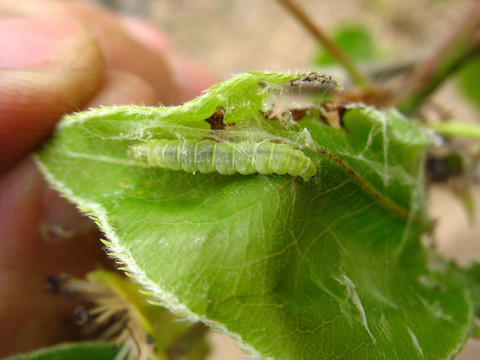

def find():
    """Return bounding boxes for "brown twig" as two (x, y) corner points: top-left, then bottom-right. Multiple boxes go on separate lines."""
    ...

(274, 0), (371, 86)
(396, 1), (480, 115)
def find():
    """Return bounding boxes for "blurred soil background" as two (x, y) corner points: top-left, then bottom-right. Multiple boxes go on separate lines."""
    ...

(88, 0), (480, 358)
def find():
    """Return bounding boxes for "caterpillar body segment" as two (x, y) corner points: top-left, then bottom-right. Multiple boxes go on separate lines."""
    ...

(127, 139), (316, 181)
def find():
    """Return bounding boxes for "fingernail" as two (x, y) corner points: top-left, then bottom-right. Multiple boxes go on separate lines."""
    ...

(0, 17), (104, 173)
(0, 17), (85, 68)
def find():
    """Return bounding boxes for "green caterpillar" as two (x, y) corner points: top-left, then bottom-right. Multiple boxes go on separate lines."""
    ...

(127, 139), (316, 182)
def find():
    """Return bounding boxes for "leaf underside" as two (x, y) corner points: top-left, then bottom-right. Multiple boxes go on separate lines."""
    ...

(36, 72), (474, 360)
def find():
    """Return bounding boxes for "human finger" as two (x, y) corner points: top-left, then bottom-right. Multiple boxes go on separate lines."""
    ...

(0, 0), (217, 105)
(0, 17), (104, 173)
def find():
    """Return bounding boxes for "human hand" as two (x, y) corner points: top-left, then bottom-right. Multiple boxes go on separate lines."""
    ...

(0, 0), (216, 356)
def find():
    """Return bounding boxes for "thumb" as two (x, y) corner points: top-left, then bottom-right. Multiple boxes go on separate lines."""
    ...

(0, 17), (104, 173)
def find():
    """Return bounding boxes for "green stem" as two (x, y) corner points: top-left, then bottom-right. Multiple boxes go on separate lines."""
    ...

(428, 122), (480, 140)
(274, 0), (371, 86)
(397, 2), (480, 115)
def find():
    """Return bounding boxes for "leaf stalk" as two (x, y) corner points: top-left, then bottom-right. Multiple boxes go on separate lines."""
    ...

(397, 1), (480, 115)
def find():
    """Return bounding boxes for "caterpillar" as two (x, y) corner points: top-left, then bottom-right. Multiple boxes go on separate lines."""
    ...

(127, 139), (316, 182)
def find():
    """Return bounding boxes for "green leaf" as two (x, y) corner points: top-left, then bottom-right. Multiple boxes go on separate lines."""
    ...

(461, 262), (480, 317)
(313, 25), (378, 66)
(36, 72), (475, 359)
(457, 55), (480, 117)
(5, 342), (119, 360)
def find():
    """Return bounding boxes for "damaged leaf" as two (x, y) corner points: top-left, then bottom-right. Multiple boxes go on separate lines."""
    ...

(36, 72), (476, 360)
